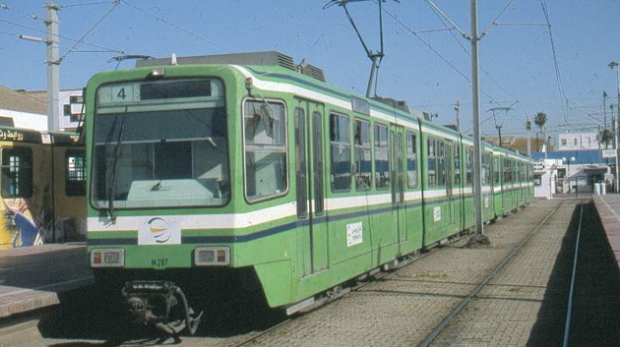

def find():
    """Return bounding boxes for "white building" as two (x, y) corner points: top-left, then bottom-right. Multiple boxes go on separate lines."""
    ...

(558, 132), (600, 151)
(0, 85), (48, 130)
(24, 88), (84, 131)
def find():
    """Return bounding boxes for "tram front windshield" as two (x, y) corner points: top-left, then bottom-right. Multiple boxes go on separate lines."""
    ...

(91, 78), (230, 209)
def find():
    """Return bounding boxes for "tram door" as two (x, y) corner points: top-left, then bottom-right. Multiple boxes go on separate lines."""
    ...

(389, 125), (406, 243)
(294, 99), (328, 277)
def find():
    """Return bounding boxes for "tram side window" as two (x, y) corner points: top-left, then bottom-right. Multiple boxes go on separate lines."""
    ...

(504, 159), (512, 183)
(481, 153), (490, 185)
(354, 119), (371, 191)
(454, 145), (461, 185)
(244, 100), (287, 201)
(406, 132), (417, 188)
(330, 113), (351, 192)
(66, 149), (86, 196)
(466, 147), (473, 185)
(1, 147), (32, 198)
(375, 124), (389, 189)
(494, 157), (500, 184)
(427, 137), (436, 187)
(437, 141), (446, 186)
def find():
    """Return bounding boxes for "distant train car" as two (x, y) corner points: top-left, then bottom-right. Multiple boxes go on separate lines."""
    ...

(0, 127), (86, 249)
(84, 52), (533, 335)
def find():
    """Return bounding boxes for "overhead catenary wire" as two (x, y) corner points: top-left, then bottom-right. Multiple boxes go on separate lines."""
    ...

(0, 17), (124, 54)
(0, 3), (44, 21)
(425, 1), (522, 110)
(61, 1), (118, 8)
(539, 0), (569, 124)
(120, 0), (232, 53)
(58, 0), (121, 64)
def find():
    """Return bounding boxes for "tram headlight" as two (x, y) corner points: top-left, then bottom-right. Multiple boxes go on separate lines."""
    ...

(194, 247), (229, 266)
(91, 249), (124, 268)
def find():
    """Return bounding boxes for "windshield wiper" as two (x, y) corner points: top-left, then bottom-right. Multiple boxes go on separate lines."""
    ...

(107, 106), (128, 222)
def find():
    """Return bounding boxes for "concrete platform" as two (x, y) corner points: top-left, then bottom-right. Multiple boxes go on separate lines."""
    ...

(0, 243), (93, 319)
(593, 194), (620, 270)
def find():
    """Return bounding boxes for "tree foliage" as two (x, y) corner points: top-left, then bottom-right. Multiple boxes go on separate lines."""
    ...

(600, 128), (614, 149)
(534, 112), (547, 130)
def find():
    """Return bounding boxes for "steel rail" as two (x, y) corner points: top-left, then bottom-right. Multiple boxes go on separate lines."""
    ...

(232, 230), (469, 347)
(417, 202), (563, 347)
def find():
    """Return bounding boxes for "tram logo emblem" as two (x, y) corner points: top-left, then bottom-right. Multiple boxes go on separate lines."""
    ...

(138, 217), (181, 245)
(148, 218), (171, 243)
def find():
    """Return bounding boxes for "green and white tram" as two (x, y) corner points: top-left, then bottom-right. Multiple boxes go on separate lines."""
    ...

(85, 52), (533, 335)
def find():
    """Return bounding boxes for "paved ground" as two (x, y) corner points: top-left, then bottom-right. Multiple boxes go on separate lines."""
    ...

(2, 198), (620, 346)
(593, 194), (620, 269)
(243, 199), (574, 347)
(0, 243), (92, 319)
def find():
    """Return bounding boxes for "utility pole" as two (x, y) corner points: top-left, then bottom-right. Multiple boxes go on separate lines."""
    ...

(46, 3), (60, 132)
(454, 100), (460, 131)
(610, 61), (620, 192)
(604, 91), (608, 130)
(470, 0), (485, 238)
(526, 116), (531, 157)
(424, 0), (511, 239)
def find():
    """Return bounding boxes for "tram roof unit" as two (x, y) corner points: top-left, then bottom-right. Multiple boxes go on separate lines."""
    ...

(129, 51), (530, 163)
(134, 51), (426, 121)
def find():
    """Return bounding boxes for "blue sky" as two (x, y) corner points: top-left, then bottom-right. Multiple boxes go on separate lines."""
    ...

(1, 0), (619, 140)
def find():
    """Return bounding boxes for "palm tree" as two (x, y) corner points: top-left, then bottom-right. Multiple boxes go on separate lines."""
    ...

(534, 112), (547, 151)
(600, 128), (613, 149)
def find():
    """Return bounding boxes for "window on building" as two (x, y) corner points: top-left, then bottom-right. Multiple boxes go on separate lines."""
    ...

(534, 174), (542, 186)
(1, 147), (33, 198)
(66, 149), (86, 196)
(69, 95), (83, 104)
(64, 104), (72, 117)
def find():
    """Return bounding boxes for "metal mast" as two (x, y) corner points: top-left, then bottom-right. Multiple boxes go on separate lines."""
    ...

(46, 3), (60, 132)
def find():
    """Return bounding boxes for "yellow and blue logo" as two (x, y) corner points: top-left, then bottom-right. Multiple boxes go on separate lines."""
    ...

(147, 217), (171, 244)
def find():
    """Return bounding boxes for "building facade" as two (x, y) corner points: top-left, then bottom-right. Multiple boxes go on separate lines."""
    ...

(558, 132), (600, 151)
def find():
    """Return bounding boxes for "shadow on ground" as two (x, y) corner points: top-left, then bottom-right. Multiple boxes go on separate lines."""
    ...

(527, 200), (620, 346)
(38, 283), (287, 346)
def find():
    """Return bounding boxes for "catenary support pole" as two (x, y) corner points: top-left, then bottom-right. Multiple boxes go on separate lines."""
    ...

(470, 0), (484, 236)
(46, 2), (60, 132)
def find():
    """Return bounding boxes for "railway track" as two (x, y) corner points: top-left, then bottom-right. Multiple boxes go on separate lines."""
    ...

(5, 199), (617, 347)
(416, 200), (566, 347)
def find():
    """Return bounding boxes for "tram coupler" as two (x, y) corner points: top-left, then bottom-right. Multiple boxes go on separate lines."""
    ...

(122, 281), (202, 337)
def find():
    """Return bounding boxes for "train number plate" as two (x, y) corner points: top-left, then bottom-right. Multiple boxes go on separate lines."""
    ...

(151, 258), (169, 267)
